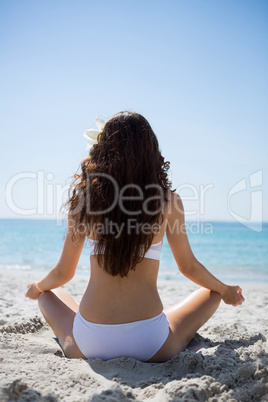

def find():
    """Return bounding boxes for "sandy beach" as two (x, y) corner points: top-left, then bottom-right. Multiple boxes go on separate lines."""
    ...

(0, 269), (267, 402)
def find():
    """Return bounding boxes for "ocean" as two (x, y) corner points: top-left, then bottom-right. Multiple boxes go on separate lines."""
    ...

(0, 219), (267, 283)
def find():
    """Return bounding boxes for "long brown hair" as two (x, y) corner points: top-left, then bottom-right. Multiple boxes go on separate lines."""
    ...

(66, 111), (173, 277)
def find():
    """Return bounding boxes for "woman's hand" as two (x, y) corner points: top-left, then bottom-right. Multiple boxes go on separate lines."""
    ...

(25, 281), (43, 300)
(220, 285), (245, 306)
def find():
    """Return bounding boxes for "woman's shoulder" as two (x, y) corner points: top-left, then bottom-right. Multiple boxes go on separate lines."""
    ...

(164, 190), (183, 218)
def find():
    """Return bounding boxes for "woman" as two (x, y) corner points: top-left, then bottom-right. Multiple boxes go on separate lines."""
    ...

(25, 111), (244, 362)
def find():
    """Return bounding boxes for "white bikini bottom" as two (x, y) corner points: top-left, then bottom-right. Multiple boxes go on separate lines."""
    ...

(73, 309), (170, 361)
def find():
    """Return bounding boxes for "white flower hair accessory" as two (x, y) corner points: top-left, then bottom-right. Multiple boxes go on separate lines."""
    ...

(83, 116), (106, 150)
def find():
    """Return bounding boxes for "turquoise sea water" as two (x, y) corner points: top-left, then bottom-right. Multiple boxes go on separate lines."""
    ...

(0, 219), (267, 283)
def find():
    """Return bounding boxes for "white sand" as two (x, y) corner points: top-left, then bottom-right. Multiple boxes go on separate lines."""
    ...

(0, 270), (267, 401)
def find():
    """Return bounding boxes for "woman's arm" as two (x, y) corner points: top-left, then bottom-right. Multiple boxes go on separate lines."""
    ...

(25, 218), (85, 300)
(166, 191), (244, 306)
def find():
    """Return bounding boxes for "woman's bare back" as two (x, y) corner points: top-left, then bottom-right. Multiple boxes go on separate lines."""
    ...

(79, 218), (168, 324)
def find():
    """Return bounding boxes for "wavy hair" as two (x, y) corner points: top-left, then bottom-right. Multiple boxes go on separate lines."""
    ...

(66, 111), (174, 277)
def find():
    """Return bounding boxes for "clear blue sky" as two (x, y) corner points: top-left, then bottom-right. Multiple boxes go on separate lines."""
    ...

(1, 0), (267, 222)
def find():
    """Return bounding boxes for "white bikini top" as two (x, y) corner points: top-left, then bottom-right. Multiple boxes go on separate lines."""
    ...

(88, 238), (163, 261)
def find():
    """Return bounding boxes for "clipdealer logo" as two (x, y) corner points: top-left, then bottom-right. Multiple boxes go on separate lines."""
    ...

(227, 170), (263, 232)
(5, 169), (264, 233)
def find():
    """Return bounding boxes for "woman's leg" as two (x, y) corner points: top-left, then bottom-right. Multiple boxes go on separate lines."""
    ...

(38, 289), (86, 359)
(148, 288), (221, 362)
